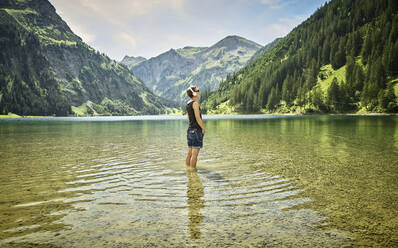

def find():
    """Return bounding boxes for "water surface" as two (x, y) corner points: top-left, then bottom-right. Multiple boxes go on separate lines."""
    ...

(0, 115), (397, 247)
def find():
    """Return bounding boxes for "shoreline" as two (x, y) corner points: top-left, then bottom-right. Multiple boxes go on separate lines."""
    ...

(0, 112), (396, 119)
(0, 113), (54, 118)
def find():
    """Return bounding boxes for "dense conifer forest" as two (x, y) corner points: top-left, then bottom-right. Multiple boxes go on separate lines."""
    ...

(202, 0), (398, 114)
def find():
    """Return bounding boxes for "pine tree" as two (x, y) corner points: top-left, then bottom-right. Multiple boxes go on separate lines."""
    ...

(327, 77), (339, 111)
(266, 87), (280, 110)
(353, 63), (365, 93)
(352, 31), (362, 56)
(346, 56), (355, 87)
(361, 28), (372, 65)
(311, 86), (325, 111)
(281, 75), (293, 104)
(390, 40), (398, 76)
(378, 82), (398, 112)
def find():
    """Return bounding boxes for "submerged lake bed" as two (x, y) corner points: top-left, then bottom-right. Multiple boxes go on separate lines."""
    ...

(0, 115), (397, 247)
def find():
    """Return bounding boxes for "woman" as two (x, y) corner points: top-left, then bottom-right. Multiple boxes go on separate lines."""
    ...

(186, 85), (205, 170)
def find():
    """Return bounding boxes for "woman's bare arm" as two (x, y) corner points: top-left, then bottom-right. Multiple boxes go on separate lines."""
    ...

(193, 102), (205, 134)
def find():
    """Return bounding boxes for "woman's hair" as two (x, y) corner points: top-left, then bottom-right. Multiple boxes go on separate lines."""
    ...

(186, 86), (198, 98)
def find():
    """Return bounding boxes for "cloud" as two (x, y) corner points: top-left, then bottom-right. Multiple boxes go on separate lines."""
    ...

(68, 22), (96, 43)
(49, 0), (325, 60)
(77, 0), (185, 27)
(117, 32), (137, 49)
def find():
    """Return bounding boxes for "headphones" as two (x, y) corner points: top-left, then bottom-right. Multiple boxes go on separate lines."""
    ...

(189, 87), (197, 96)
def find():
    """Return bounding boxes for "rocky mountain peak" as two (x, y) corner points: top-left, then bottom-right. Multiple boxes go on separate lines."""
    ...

(211, 35), (261, 51)
(129, 35), (263, 103)
(0, 0), (176, 116)
(120, 55), (147, 69)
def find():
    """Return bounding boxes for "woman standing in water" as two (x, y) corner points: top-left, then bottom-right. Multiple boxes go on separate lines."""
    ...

(186, 86), (205, 170)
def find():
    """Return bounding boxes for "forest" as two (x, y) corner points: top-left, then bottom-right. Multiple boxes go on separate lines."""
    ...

(202, 0), (398, 114)
(0, 0), (175, 116)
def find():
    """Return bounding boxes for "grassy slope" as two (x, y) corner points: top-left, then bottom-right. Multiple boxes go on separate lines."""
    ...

(318, 64), (347, 92)
(206, 100), (236, 115)
(0, 113), (52, 118)
(71, 103), (88, 116)
(176, 47), (206, 59)
(204, 19), (398, 115)
(204, 56), (398, 115)
(0, 113), (21, 118)
(315, 57), (397, 101)
(1, 1), (178, 116)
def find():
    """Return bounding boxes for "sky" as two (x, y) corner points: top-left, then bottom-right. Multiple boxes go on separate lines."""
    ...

(49, 0), (328, 61)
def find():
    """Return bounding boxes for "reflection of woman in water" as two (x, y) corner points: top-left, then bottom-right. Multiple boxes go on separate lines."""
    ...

(185, 86), (205, 170)
(186, 170), (204, 239)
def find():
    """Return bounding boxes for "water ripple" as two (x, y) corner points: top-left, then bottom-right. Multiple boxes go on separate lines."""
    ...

(1, 117), (369, 247)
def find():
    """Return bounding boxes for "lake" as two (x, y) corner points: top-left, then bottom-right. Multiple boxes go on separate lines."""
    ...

(0, 115), (397, 247)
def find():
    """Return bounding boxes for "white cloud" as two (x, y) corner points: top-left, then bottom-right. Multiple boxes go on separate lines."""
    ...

(51, 1), (96, 43)
(49, 0), (324, 60)
(77, 0), (185, 27)
(68, 22), (96, 43)
(118, 32), (137, 49)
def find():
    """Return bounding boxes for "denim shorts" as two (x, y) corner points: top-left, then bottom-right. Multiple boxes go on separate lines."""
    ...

(187, 129), (203, 148)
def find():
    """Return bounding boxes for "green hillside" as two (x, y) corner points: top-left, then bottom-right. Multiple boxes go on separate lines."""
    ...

(0, 0), (176, 116)
(202, 0), (398, 114)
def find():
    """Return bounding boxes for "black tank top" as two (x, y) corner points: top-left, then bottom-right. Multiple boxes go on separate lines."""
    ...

(186, 101), (202, 131)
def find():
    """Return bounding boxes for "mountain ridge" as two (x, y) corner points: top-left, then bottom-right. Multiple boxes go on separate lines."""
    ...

(0, 0), (177, 116)
(248, 37), (282, 63)
(120, 55), (147, 70)
(121, 35), (262, 104)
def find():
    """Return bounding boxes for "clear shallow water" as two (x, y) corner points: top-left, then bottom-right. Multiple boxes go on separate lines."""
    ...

(0, 115), (397, 247)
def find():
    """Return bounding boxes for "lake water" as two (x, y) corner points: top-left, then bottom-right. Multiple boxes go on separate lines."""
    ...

(0, 115), (397, 247)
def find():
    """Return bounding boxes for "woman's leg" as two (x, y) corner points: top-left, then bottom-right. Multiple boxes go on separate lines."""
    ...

(190, 148), (200, 169)
(186, 147), (192, 167)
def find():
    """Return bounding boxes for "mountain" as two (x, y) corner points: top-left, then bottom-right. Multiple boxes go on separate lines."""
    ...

(0, 0), (176, 116)
(248, 37), (282, 63)
(123, 35), (262, 104)
(120, 55), (147, 70)
(202, 0), (398, 114)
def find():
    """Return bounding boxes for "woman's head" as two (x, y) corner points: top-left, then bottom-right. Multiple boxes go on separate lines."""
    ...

(186, 86), (200, 99)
